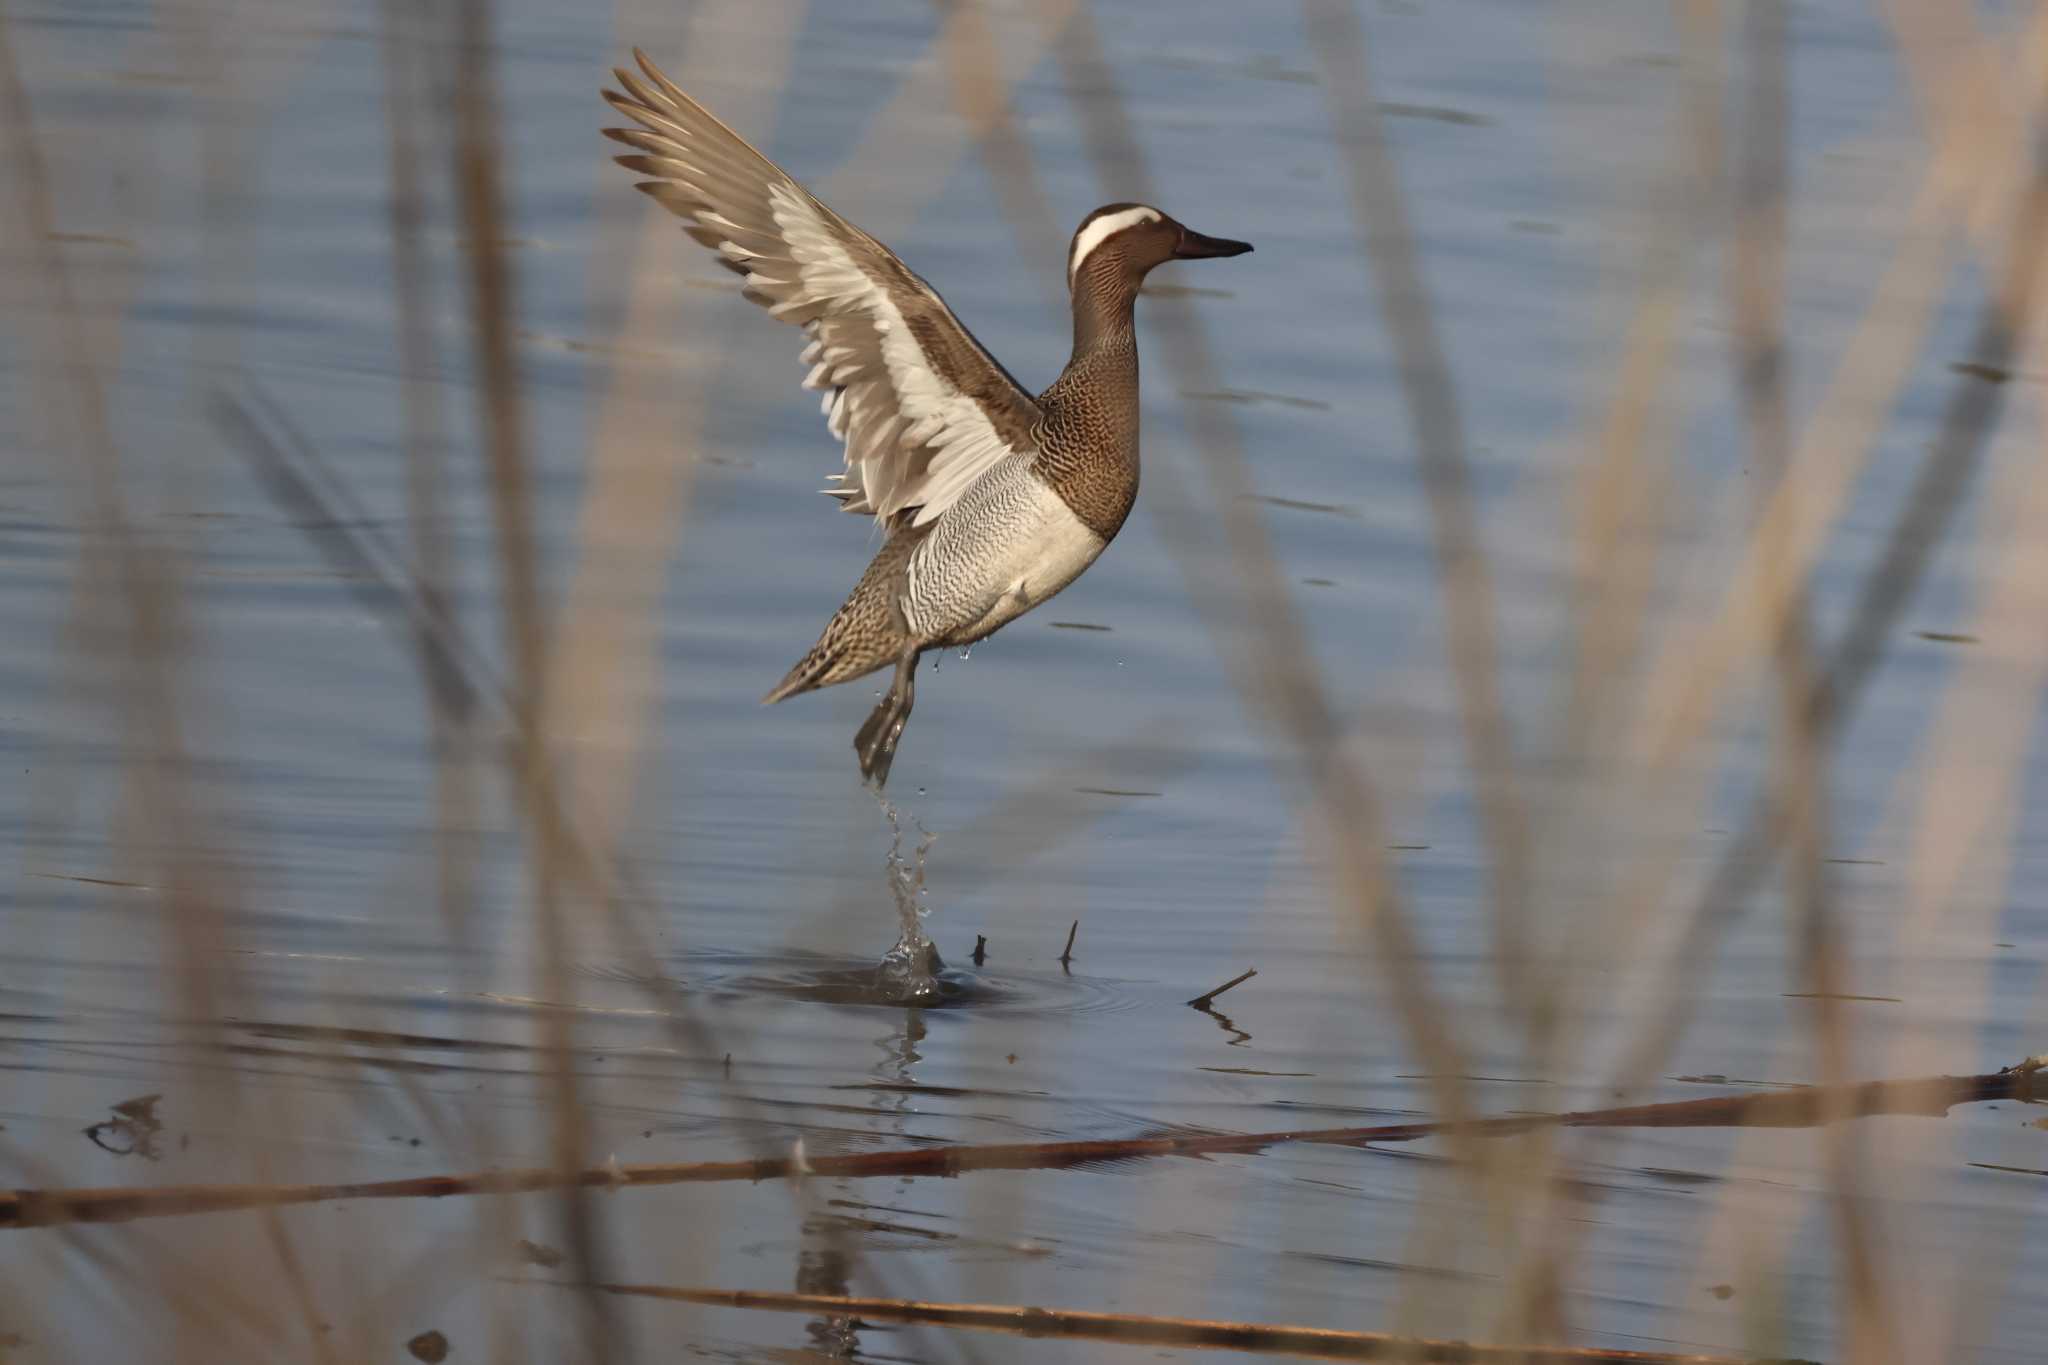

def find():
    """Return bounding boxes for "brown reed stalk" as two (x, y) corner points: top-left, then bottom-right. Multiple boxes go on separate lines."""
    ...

(1858, 11), (2048, 1324)
(207, 384), (759, 1115)
(1301, 0), (1534, 1036)
(936, 0), (1073, 291)
(582, 1282), (1817, 1364)
(1589, 2), (2048, 1121)
(0, 12), (307, 1356)
(451, 3), (618, 1356)
(1603, 8), (2048, 1107)
(380, 0), (479, 945)
(1531, 20), (2048, 1358)
(1305, 5), (1600, 1338)
(1729, 4), (1893, 1355)
(6, 1062), (2032, 1231)
(1053, 3), (1482, 1161)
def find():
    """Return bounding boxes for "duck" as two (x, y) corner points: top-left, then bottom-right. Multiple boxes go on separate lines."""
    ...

(602, 50), (1251, 787)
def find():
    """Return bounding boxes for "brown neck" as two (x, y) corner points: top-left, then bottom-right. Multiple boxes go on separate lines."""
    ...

(1033, 279), (1144, 541)
(1071, 274), (1140, 357)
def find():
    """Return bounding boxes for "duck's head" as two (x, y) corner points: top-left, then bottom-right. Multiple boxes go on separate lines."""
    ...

(1066, 203), (1252, 292)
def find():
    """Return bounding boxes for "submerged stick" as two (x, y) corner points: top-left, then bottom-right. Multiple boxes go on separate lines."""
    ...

(582, 1282), (1808, 1363)
(3, 1063), (2036, 1231)
(1058, 918), (1078, 967)
(1187, 968), (1257, 1008)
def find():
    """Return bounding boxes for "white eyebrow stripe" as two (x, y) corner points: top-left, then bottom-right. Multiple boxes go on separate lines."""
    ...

(1068, 206), (1161, 284)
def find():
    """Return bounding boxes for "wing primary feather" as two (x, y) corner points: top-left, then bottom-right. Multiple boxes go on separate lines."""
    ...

(602, 51), (1045, 526)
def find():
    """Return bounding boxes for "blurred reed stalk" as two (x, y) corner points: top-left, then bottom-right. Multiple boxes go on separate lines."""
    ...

(8, 1057), (2033, 1231)
(1301, 0), (1535, 1045)
(587, 1282), (1812, 1364)
(451, 0), (621, 1354)
(1055, 6), (1486, 1149)
(1723, 3), (1895, 1354)
(380, 0), (481, 950)
(1, 11), (283, 1357)
(1596, 0), (2048, 1096)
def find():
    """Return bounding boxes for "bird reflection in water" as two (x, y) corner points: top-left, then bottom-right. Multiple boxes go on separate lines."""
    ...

(794, 1007), (928, 1359)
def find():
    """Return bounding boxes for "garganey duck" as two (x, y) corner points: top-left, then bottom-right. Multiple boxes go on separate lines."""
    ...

(602, 50), (1251, 787)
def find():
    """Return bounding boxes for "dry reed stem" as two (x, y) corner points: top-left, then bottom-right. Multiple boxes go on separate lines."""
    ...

(818, 0), (1078, 244)
(1301, 0), (1535, 1039)
(208, 385), (749, 1120)
(1053, 2), (1482, 1162)
(205, 66), (776, 1338)
(1720, 6), (1895, 1355)
(1573, 15), (2048, 1354)
(1458, 23), (1709, 1138)
(936, 0), (1074, 294)
(0, 10), (310, 1355)
(374, 9), (521, 1352)
(1625, 10), (2035, 794)
(1863, 178), (2048, 1359)
(548, 6), (1092, 1329)
(1867, 390), (2048, 1360)
(1629, 5), (1803, 1351)
(546, 0), (802, 872)
(1051, 6), (1561, 1338)
(451, 3), (618, 1355)
(1048, 12), (1513, 1328)
(1539, 4), (1721, 1016)
(379, 0), (479, 947)
(1573, 15), (2046, 1096)
(5, 1064), (2032, 1231)
(1492, 7), (1737, 1342)
(580, 1282), (1815, 1364)
(1561, 20), (2048, 1358)
(1601, 2), (2048, 1105)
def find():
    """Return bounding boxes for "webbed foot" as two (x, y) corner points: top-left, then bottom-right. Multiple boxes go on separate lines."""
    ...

(854, 648), (919, 787)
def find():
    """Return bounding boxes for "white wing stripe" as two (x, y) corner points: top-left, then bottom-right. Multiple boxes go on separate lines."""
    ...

(608, 60), (1041, 528)
(766, 184), (1022, 527)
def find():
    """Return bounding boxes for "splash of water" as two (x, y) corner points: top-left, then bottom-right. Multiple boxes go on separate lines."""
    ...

(870, 792), (943, 1004)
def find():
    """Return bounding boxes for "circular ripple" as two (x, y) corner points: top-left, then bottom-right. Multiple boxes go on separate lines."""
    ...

(660, 949), (1153, 1017)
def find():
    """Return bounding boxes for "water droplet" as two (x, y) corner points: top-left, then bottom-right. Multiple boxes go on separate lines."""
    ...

(873, 800), (943, 1003)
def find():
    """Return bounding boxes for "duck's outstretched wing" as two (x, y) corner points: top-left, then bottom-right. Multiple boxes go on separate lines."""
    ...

(602, 49), (1042, 527)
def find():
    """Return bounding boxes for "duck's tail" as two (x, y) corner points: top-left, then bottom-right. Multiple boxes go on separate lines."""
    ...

(760, 657), (822, 706)
(760, 599), (906, 704)
(763, 521), (926, 705)
(761, 638), (856, 704)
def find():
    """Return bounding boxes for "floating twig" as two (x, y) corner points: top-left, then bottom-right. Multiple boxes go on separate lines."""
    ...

(2, 1063), (2037, 1230)
(1057, 919), (1078, 967)
(1187, 968), (1257, 1009)
(578, 1282), (1809, 1363)
(82, 1094), (164, 1162)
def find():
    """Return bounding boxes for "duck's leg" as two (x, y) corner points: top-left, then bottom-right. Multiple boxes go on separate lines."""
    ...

(854, 646), (920, 788)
